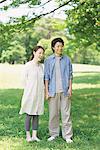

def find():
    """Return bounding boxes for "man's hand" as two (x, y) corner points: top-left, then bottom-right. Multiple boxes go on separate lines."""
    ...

(45, 80), (50, 100)
(68, 88), (72, 97)
(68, 80), (72, 98)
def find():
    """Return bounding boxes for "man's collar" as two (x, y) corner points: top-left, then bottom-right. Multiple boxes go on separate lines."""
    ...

(51, 54), (64, 59)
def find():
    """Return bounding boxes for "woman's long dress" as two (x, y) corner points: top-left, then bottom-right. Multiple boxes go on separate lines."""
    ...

(19, 61), (44, 115)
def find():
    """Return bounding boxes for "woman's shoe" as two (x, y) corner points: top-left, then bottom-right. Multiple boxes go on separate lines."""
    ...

(32, 136), (40, 142)
(26, 137), (32, 142)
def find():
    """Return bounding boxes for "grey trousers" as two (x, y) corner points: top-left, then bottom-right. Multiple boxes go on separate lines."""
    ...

(48, 93), (73, 139)
(25, 114), (39, 131)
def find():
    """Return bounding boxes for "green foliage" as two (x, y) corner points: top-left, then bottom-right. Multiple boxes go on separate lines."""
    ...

(23, 33), (38, 61)
(66, 0), (99, 48)
(0, 24), (14, 57)
(34, 17), (66, 39)
(0, 45), (26, 64)
(0, 18), (67, 63)
(78, 44), (100, 65)
(67, 41), (100, 65)
(2, 0), (41, 9)
(38, 38), (53, 58)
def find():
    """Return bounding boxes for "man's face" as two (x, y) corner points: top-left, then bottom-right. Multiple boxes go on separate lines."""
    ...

(53, 42), (64, 56)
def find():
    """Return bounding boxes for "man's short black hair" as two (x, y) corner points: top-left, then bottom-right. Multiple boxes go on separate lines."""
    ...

(51, 38), (64, 52)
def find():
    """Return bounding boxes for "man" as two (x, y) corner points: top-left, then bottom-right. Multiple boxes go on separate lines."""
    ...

(44, 38), (73, 143)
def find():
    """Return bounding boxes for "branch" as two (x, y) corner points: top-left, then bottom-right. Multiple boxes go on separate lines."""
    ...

(27, 0), (72, 23)
(1, 0), (73, 31)
(29, 0), (52, 8)
(41, 0), (52, 6)
(0, 0), (7, 4)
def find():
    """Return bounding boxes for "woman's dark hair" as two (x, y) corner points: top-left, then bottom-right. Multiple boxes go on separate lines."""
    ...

(30, 45), (45, 60)
(51, 38), (64, 52)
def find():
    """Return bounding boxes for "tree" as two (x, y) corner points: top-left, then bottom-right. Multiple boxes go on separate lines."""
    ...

(66, 0), (99, 48)
(34, 17), (66, 39)
(0, 17), (67, 62)
(0, 43), (26, 64)
(0, 24), (14, 58)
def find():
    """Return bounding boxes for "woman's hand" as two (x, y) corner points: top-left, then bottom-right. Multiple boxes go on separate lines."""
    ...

(45, 91), (50, 100)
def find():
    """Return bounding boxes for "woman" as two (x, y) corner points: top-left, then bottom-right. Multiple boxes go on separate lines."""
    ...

(19, 46), (45, 142)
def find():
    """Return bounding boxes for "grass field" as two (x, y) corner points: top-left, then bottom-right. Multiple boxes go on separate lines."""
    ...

(0, 64), (100, 150)
(0, 63), (100, 89)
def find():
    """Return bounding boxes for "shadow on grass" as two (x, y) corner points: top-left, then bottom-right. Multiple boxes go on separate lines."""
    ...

(73, 73), (100, 84)
(71, 88), (99, 142)
(0, 88), (99, 150)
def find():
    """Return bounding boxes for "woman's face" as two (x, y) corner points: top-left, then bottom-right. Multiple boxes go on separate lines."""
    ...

(34, 48), (44, 62)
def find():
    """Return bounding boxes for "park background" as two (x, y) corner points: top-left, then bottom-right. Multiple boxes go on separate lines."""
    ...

(0, 0), (100, 150)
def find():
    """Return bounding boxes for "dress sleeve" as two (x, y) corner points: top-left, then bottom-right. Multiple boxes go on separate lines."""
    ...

(21, 64), (28, 88)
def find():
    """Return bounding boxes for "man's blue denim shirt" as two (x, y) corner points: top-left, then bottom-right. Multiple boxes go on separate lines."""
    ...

(44, 54), (73, 97)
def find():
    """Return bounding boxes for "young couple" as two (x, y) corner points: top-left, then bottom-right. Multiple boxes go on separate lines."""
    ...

(19, 38), (73, 143)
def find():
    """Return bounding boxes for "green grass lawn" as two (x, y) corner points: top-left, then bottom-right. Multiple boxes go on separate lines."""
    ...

(0, 73), (100, 150)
